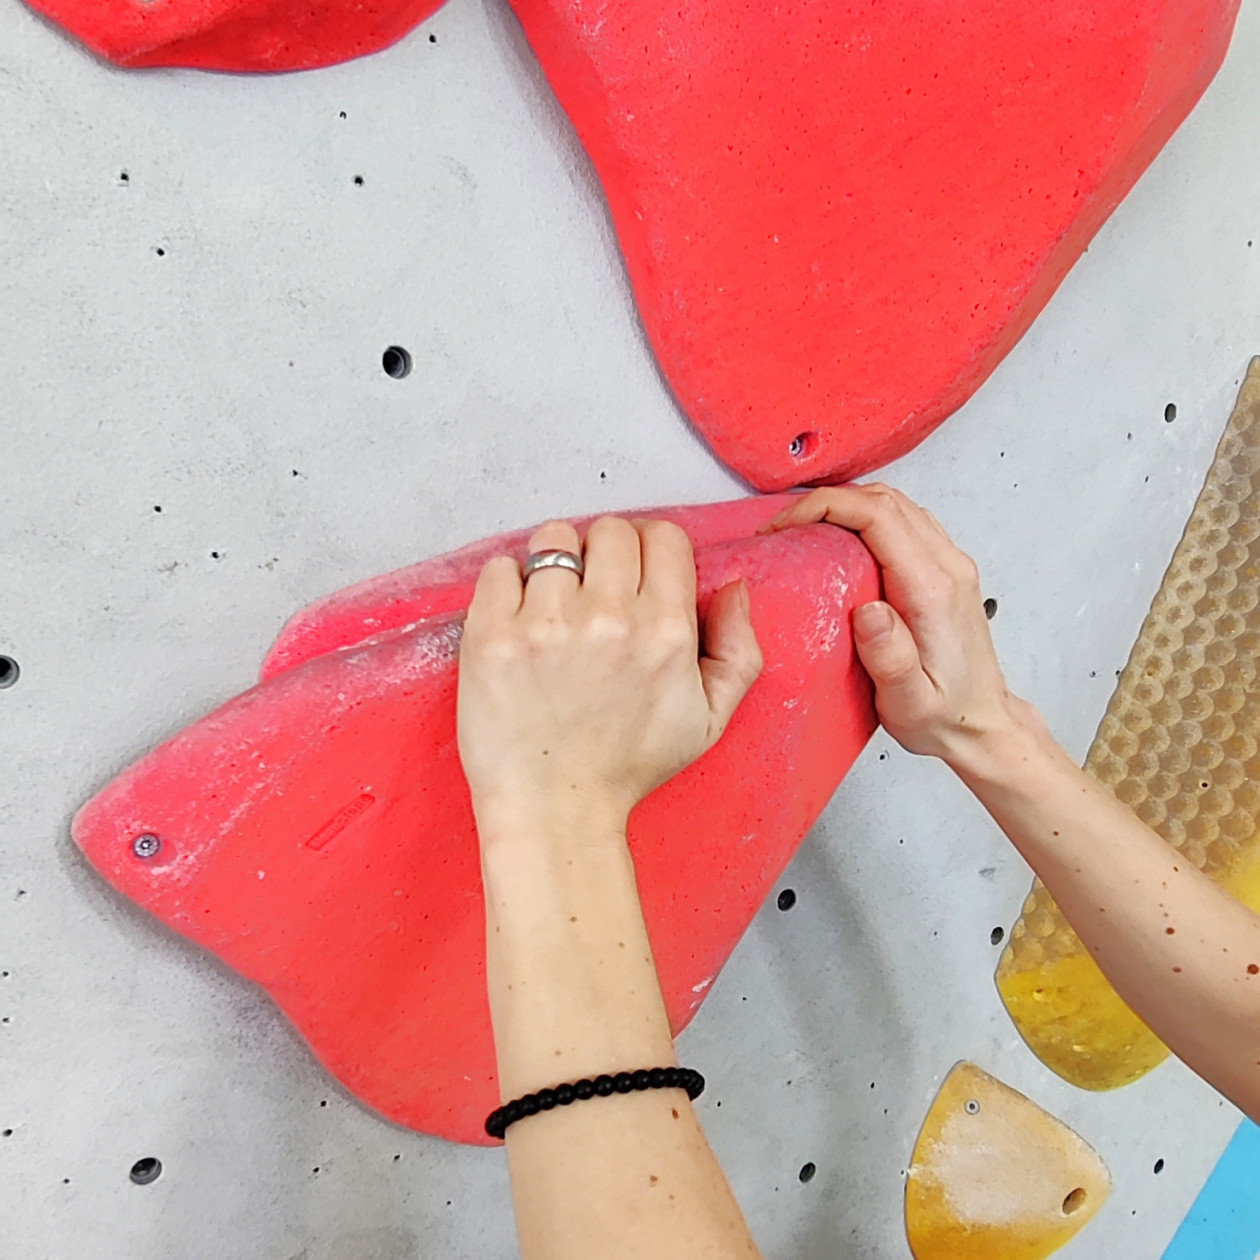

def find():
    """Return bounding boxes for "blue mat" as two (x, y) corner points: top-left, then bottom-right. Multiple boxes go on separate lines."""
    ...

(1162, 1121), (1260, 1260)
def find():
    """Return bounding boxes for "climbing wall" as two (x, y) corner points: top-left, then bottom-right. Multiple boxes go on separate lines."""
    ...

(1, 1), (1259, 1257)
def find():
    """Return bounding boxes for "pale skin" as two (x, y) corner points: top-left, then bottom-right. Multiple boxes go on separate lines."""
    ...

(455, 484), (1260, 1259)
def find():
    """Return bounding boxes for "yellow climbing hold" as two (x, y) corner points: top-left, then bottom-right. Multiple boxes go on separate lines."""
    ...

(905, 1062), (1110, 1260)
(997, 358), (1260, 1090)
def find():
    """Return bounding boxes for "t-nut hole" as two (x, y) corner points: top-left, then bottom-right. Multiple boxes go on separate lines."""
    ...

(1062, 1187), (1087, 1215)
(129, 1157), (162, 1186)
(0, 656), (19, 690)
(788, 431), (819, 460)
(382, 346), (413, 380)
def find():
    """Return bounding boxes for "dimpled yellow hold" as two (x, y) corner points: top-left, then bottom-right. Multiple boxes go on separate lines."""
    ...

(905, 1063), (1110, 1259)
(997, 358), (1260, 1090)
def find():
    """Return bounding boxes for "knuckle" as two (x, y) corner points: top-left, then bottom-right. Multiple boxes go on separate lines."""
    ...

(652, 613), (695, 653)
(472, 627), (520, 664)
(865, 485), (901, 514)
(585, 608), (634, 645)
(954, 553), (981, 588)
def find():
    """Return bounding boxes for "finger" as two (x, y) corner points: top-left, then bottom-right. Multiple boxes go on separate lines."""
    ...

(699, 580), (764, 750)
(758, 486), (838, 532)
(636, 519), (698, 629)
(851, 600), (938, 716)
(466, 554), (524, 630)
(581, 516), (642, 603)
(522, 520), (584, 616)
(775, 484), (951, 584)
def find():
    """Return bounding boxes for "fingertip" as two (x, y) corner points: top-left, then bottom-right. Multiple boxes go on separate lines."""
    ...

(853, 600), (895, 643)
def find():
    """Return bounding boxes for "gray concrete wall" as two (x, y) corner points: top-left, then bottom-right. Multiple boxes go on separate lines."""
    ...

(2, 1), (1259, 1255)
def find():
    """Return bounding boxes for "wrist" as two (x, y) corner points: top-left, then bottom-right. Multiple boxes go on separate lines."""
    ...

(941, 693), (1065, 788)
(472, 788), (633, 854)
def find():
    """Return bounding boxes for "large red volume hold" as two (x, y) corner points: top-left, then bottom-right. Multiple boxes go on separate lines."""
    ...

(507, 0), (1240, 490)
(73, 498), (879, 1145)
(22, 0), (445, 72)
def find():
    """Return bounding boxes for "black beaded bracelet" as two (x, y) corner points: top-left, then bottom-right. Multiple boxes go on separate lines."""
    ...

(485, 1066), (705, 1140)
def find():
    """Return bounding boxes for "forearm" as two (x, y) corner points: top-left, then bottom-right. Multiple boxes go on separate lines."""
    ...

(479, 801), (760, 1260)
(951, 708), (1260, 1121)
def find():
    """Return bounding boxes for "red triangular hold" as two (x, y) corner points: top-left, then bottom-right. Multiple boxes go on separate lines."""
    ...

(73, 499), (878, 1144)
(506, 0), (1240, 488)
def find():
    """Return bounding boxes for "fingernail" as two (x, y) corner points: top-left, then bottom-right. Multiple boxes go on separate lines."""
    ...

(756, 517), (782, 534)
(739, 580), (751, 613)
(853, 601), (893, 641)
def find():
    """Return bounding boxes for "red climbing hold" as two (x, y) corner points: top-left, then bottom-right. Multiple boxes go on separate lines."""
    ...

(507, 0), (1240, 489)
(23, 0), (446, 72)
(73, 497), (879, 1144)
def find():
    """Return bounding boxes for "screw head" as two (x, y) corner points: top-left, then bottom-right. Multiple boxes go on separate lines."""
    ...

(965, 1099), (981, 1115)
(132, 833), (161, 860)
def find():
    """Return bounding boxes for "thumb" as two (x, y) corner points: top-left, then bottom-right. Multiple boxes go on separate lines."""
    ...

(699, 580), (764, 749)
(852, 601), (934, 713)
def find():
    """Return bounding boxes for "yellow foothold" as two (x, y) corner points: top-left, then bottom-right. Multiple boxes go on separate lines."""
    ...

(998, 358), (1260, 1089)
(905, 1062), (1111, 1260)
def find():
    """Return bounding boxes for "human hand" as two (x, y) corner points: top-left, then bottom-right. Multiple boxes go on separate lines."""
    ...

(763, 484), (1034, 770)
(456, 516), (763, 836)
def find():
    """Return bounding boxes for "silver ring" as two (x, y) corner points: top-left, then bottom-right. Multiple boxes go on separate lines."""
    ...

(521, 549), (584, 581)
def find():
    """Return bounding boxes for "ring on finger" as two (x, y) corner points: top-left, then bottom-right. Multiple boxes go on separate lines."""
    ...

(522, 549), (585, 582)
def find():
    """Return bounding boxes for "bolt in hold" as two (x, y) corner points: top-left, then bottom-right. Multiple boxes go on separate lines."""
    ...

(132, 833), (161, 860)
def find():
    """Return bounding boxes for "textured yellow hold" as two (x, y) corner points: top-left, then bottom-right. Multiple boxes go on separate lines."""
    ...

(997, 359), (1260, 1090)
(905, 1062), (1111, 1260)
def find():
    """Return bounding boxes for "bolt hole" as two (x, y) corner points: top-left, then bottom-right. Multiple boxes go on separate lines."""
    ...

(1154, 1158), (1165, 1174)
(990, 926), (1005, 946)
(129, 1157), (161, 1185)
(798, 1161), (816, 1183)
(382, 346), (412, 380)
(776, 889), (797, 912)
(353, 175), (364, 186)
(119, 171), (129, 183)
(155, 248), (165, 257)
(429, 32), (437, 43)
(983, 597), (998, 620)
(338, 110), (347, 119)
(1164, 403), (1177, 423)
(1062, 1187), (1087, 1215)
(0, 657), (19, 690)
(964, 1099), (981, 1115)
(788, 431), (819, 460)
